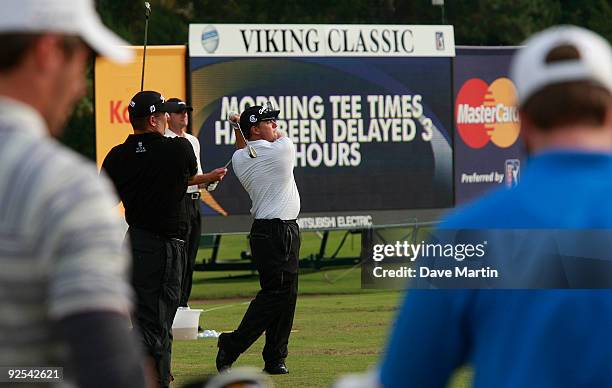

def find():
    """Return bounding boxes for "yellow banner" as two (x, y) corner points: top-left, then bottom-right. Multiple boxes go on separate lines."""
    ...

(94, 45), (186, 167)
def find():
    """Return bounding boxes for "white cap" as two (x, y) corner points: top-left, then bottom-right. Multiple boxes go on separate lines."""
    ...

(511, 25), (612, 106)
(0, 0), (132, 63)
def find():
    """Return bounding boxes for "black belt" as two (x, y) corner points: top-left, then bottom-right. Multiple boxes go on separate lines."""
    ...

(188, 192), (201, 200)
(128, 227), (184, 243)
(254, 218), (298, 225)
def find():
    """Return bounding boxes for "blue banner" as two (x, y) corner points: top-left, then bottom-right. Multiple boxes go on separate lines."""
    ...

(453, 48), (526, 205)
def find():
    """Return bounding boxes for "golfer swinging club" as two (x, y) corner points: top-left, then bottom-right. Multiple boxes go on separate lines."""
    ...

(216, 103), (301, 375)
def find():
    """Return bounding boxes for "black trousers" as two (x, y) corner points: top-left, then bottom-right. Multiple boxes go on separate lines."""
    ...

(223, 219), (300, 364)
(127, 227), (184, 388)
(180, 195), (201, 307)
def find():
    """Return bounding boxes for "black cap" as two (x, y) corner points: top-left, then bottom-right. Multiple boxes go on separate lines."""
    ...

(166, 98), (194, 113)
(128, 91), (175, 119)
(239, 105), (280, 138)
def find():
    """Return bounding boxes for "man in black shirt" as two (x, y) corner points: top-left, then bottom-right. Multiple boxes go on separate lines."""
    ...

(102, 91), (226, 388)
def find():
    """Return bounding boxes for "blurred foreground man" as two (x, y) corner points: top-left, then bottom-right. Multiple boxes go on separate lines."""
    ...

(216, 105), (301, 375)
(0, 1), (147, 387)
(102, 91), (226, 388)
(378, 26), (612, 388)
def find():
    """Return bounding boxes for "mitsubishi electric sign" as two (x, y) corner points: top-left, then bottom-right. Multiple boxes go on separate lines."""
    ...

(189, 24), (455, 57)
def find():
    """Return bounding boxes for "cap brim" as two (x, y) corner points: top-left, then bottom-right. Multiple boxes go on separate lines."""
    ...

(158, 103), (174, 113)
(80, 12), (133, 63)
(260, 110), (280, 121)
(165, 102), (194, 113)
(176, 106), (194, 112)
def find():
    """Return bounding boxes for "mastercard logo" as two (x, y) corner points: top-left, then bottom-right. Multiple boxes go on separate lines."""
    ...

(456, 77), (520, 149)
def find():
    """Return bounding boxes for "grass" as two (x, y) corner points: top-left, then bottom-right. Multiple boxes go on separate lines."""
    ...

(172, 291), (399, 387)
(173, 266), (400, 388)
(197, 230), (363, 263)
(170, 231), (472, 387)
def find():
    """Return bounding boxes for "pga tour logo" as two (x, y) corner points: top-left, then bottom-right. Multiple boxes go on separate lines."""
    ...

(435, 32), (445, 50)
(201, 25), (219, 54)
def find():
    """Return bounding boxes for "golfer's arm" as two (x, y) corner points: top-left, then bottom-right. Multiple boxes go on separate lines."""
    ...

(99, 164), (121, 206)
(188, 172), (217, 185)
(234, 128), (246, 149)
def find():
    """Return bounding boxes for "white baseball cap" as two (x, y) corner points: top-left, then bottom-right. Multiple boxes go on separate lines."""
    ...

(0, 0), (132, 63)
(511, 25), (612, 106)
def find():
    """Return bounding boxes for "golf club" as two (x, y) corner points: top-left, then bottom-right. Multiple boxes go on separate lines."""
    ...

(206, 159), (232, 192)
(227, 111), (257, 158)
(140, 2), (151, 91)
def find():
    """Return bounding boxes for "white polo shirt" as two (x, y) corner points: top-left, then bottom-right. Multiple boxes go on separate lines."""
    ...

(165, 128), (203, 193)
(232, 136), (301, 220)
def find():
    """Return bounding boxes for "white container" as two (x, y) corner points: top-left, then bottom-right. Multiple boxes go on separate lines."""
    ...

(172, 307), (203, 340)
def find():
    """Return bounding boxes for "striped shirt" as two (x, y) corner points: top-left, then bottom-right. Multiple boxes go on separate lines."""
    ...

(0, 97), (133, 387)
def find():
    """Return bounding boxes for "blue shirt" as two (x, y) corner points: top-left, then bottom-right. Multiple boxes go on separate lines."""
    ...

(380, 151), (612, 388)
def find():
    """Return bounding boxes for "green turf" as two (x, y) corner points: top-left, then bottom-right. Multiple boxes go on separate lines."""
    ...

(197, 230), (362, 263)
(172, 231), (472, 387)
(188, 266), (378, 300)
(172, 292), (399, 387)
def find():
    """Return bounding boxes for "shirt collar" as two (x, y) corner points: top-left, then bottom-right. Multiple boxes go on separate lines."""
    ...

(126, 132), (165, 142)
(526, 149), (612, 177)
(530, 149), (612, 165)
(0, 96), (47, 138)
(165, 128), (182, 138)
(165, 127), (186, 138)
